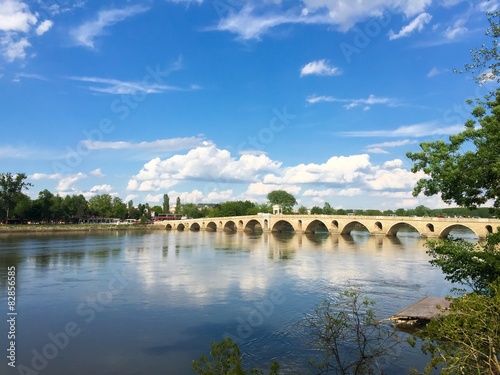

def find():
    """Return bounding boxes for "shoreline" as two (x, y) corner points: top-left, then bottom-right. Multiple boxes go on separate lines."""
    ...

(0, 224), (165, 234)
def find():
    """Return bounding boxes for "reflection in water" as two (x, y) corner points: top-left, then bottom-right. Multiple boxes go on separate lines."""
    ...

(0, 230), (464, 375)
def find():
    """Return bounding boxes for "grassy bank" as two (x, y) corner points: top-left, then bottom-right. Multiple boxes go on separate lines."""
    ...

(0, 224), (166, 233)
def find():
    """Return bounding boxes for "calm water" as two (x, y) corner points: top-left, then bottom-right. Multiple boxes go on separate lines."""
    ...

(0, 229), (465, 375)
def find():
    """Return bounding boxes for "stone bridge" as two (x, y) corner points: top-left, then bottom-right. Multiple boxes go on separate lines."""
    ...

(153, 214), (500, 238)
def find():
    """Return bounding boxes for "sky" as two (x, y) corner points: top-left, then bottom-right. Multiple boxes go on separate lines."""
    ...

(0, 0), (497, 211)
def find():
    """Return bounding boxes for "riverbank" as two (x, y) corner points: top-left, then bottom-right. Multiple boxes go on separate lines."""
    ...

(0, 224), (166, 233)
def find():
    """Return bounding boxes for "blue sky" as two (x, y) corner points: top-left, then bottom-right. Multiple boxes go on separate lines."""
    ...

(0, 0), (496, 210)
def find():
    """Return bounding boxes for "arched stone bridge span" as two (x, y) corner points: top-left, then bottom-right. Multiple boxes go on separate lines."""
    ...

(153, 214), (500, 238)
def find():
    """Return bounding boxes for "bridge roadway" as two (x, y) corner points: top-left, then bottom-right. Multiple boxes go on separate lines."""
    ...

(153, 214), (500, 238)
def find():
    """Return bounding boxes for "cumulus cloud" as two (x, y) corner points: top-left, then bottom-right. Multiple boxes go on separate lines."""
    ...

(262, 154), (372, 185)
(0, 0), (52, 62)
(300, 59), (341, 77)
(90, 184), (113, 193)
(127, 144), (282, 192)
(71, 5), (149, 48)
(389, 12), (432, 40)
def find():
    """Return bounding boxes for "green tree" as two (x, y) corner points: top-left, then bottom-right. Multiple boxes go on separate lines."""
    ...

(323, 202), (335, 215)
(462, 10), (500, 86)
(425, 231), (500, 295)
(175, 196), (181, 214)
(192, 337), (279, 375)
(297, 205), (308, 214)
(0, 172), (33, 221)
(111, 197), (128, 219)
(267, 190), (297, 214)
(407, 89), (500, 212)
(163, 193), (170, 213)
(88, 194), (113, 217)
(310, 206), (323, 215)
(37, 189), (54, 222)
(413, 280), (500, 375)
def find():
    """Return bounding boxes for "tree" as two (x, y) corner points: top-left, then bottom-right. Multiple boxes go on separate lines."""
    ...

(0, 172), (33, 221)
(323, 202), (335, 215)
(300, 289), (400, 375)
(267, 190), (297, 214)
(407, 90), (500, 212)
(297, 206), (308, 214)
(88, 194), (113, 217)
(37, 189), (54, 222)
(310, 206), (323, 215)
(412, 280), (500, 375)
(163, 193), (170, 213)
(462, 10), (500, 87)
(175, 197), (181, 214)
(192, 337), (279, 375)
(425, 231), (500, 295)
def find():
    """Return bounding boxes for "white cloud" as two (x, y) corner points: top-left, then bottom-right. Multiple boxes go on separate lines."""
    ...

(214, 1), (433, 40)
(443, 18), (467, 40)
(35, 19), (53, 35)
(90, 184), (113, 193)
(263, 154), (371, 185)
(366, 147), (389, 154)
(389, 12), (432, 40)
(71, 5), (149, 48)
(0, 34), (30, 62)
(89, 168), (105, 177)
(127, 144), (282, 192)
(0, 0), (36, 32)
(68, 76), (180, 95)
(340, 122), (463, 137)
(307, 94), (395, 110)
(300, 59), (341, 77)
(0, 1), (54, 62)
(427, 67), (446, 77)
(82, 137), (206, 152)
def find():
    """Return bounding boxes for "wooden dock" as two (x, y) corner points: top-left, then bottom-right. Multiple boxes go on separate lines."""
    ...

(390, 296), (451, 325)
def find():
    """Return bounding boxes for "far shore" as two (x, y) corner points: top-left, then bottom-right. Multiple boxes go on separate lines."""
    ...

(0, 224), (165, 234)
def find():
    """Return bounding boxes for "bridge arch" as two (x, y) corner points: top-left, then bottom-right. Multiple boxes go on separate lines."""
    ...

(190, 222), (201, 231)
(340, 221), (370, 235)
(224, 221), (237, 232)
(438, 224), (478, 238)
(386, 222), (420, 237)
(271, 219), (295, 233)
(305, 220), (329, 234)
(205, 221), (217, 232)
(244, 219), (263, 233)
(176, 223), (186, 231)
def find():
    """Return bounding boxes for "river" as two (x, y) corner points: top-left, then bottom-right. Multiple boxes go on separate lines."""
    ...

(0, 229), (470, 374)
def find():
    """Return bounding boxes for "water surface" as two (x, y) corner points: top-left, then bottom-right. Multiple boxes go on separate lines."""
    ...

(0, 230), (460, 374)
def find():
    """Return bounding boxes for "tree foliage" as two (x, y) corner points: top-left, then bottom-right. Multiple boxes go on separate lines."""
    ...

(412, 280), (500, 375)
(0, 172), (32, 221)
(192, 337), (279, 375)
(407, 89), (500, 212)
(266, 190), (297, 214)
(463, 10), (500, 86)
(425, 231), (500, 295)
(300, 289), (400, 375)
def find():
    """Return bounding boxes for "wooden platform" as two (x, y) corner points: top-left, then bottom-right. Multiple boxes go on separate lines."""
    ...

(390, 296), (451, 325)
